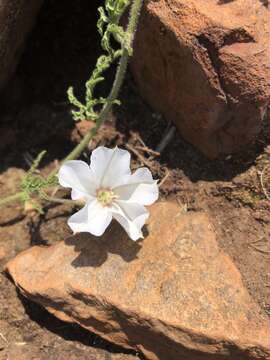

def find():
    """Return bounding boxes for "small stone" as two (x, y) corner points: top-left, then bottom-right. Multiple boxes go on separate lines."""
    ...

(6, 202), (270, 360)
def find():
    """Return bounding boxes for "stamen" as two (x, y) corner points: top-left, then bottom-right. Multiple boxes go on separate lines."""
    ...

(96, 188), (117, 206)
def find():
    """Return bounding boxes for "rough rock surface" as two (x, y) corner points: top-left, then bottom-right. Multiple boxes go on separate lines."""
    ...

(6, 202), (270, 360)
(0, 0), (43, 92)
(131, 0), (270, 158)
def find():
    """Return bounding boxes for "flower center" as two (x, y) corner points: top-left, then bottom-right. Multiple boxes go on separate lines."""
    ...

(96, 188), (117, 207)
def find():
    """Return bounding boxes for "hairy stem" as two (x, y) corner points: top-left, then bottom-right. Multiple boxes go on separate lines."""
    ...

(127, 0), (143, 39)
(60, 0), (144, 165)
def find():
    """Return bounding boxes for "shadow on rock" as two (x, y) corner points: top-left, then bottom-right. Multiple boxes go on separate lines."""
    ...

(65, 220), (145, 268)
(17, 291), (143, 358)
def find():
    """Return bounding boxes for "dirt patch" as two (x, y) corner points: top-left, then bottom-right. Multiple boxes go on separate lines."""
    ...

(0, 0), (270, 358)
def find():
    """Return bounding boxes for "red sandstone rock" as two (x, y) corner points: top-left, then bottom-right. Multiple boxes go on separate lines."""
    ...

(6, 202), (270, 360)
(0, 0), (43, 92)
(131, 0), (270, 158)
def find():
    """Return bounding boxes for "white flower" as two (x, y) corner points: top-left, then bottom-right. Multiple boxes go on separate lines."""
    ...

(58, 146), (159, 241)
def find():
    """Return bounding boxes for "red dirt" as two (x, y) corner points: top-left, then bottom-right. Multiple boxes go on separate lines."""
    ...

(0, 0), (269, 359)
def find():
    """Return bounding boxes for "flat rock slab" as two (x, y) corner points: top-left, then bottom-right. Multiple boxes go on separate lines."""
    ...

(132, 0), (270, 158)
(6, 202), (270, 360)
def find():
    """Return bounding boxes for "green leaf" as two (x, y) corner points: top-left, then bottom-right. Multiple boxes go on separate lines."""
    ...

(67, 0), (132, 123)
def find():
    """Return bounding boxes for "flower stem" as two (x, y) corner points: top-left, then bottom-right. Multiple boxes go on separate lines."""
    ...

(0, 0), (144, 208)
(43, 195), (83, 206)
(59, 51), (128, 166)
(59, 0), (144, 165)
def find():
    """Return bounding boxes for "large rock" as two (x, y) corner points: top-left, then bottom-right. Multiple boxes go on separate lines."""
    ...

(0, 0), (43, 92)
(131, 0), (270, 158)
(6, 202), (270, 360)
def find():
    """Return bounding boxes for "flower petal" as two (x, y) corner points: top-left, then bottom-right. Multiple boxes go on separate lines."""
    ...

(111, 200), (149, 241)
(58, 160), (97, 200)
(68, 200), (112, 236)
(90, 146), (131, 188)
(113, 168), (159, 205)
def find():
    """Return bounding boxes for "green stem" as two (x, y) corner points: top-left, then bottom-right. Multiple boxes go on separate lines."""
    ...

(127, 0), (144, 39)
(43, 196), (83, 206)
(62, 0), (144, 164)
(0, 192), (24, 207)
(61, 54), (128, 164)
(0, 0), (144, 208)
(48, 48), (128, 178)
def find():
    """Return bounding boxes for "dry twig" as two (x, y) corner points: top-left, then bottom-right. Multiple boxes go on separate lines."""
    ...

(259, 164), (270, 201)
(136, 145), (160, 157)
(158, 169), (170, 188)
(0, 332), (8, 344)
(131, 133), (160, 157)
(126, 143), (153, 168)
(248, 243), (270, 255)
(248, 237), (270, 255)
